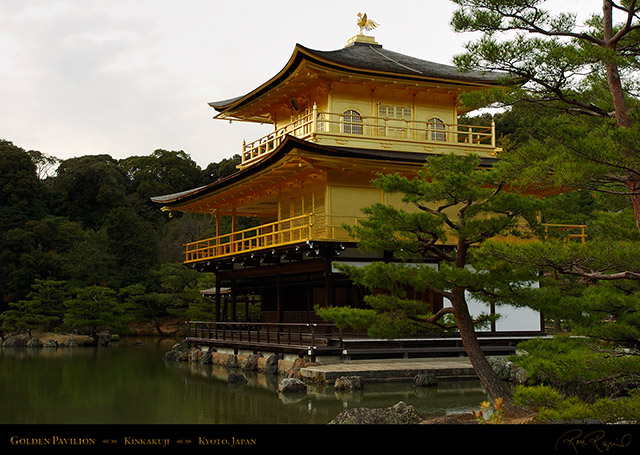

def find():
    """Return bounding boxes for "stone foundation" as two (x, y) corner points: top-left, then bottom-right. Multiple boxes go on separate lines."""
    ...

(164, 343), (321, 378)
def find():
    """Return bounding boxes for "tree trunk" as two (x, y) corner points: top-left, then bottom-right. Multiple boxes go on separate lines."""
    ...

(627, 174), (640, 232)
(144, 297), (168, 337)
(449, 288), (515, 404)
(602, 0), (640, 230)
(605, 55), (640, 230)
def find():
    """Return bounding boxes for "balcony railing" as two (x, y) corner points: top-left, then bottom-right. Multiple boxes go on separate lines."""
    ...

(544, 223), (587, 243)
(186, 321), (341, 345)
(240, 103), (497, 166)
(184, 214), (362, 264)
(184, 215), (586, 264)
(185, 214), (315, 264)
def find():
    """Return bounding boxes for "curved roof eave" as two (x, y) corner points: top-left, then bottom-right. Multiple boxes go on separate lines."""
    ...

(208, 44), (309, 115)
(151, 136), (325, 208)
(150, 135), (498, 210)
(208, 42), (511, 117)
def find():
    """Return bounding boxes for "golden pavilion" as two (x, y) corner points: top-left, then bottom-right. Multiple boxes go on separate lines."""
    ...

(152, 20), (544, 359)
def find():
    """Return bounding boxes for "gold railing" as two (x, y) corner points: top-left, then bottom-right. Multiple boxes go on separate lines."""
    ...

(184, 214), (362, 264)
(242, 114), (314, 164)
(240, 103), (497, 166)
(185, 216), (586, 264)
(544, 223), (587, 243)
(185, 214), (315, 264)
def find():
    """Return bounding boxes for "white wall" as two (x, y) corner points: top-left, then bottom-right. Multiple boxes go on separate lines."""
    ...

(444, 285), (542, 332)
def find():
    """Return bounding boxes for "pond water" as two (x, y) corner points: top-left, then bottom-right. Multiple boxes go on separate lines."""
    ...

(0, 337), (489, 425)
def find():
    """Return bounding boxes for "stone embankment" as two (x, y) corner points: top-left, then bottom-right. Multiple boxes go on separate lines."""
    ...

(162, 343), (317, 379)
(1, 332), (96, 348)
(162, 343), (529, 386)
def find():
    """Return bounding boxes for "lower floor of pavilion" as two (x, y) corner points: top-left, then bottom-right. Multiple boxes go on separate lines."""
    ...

(186, 241), (544, 360)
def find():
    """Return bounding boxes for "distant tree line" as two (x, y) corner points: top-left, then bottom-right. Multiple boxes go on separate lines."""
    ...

(0, 139), (241, 340)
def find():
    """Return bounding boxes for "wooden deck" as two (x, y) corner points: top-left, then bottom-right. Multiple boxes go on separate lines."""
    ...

(186, 321), (344, 358)
(185, 321), (542, 360)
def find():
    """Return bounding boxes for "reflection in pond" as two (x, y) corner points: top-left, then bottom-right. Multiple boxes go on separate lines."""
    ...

(0, 338), (489, 424)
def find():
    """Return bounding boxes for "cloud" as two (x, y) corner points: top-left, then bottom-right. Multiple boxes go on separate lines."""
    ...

(1, 0), (595, 168)
(0, 1), (279, 165)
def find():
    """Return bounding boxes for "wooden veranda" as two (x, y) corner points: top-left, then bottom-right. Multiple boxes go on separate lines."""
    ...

(186, 321), (344, 359)
(185, 321), (539, 361)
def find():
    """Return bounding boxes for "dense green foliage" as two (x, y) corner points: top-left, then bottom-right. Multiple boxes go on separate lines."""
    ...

(0, 139), (238, 339)
(514, 384), (640, 423)
(514, 337), (640, 399)
(449, 0), (640, 418)
(451, 0), (640, 224)
(316, 153), (541, 338)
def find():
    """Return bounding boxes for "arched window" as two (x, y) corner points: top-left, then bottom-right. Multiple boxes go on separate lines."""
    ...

(342, 109), (363, 135)
(427, 117), (446, 141)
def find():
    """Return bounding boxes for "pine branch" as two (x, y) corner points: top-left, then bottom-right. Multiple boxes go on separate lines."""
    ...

(410, 307), (456, 330)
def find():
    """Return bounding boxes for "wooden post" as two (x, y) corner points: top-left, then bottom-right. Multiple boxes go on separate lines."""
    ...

(491, 120), (496, 147)
(324, 259), (334, 308)
(222, 293), (228, 322)
(306, 282), (313, 323)
(215, 280), (221, 322)
(277, 270), (283, 323)
(215, 210), (221, 257)
(231, 279), (237, 322)
(312, 102), (318, 136)
(231, 207), (237, 253)
(490, 301), (496, 333)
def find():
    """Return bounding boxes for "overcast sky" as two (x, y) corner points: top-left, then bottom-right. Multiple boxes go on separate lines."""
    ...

(2, 0), (590, 168)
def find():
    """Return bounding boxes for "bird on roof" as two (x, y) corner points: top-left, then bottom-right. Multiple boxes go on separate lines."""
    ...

(357, 13), (379, 34)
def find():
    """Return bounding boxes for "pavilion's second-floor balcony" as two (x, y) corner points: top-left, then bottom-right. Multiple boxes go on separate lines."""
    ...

(183, 213), (586, 265)
(239, 104), (498, 168)
(184, 214), (358, 264)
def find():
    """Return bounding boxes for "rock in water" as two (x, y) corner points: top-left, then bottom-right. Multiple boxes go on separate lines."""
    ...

(264, 354), (282, 375)
(329, 401), (423, 424)
(26, 338), (43, 347)
(163, 343), (188, 362)
(334, 376), (364, 390)
(43, 339), (58, 348)
(2, 334), (29, 347)
(242, 353), (262, 371)
(413, 373), (437, 387)
(277, 378), (307, 394)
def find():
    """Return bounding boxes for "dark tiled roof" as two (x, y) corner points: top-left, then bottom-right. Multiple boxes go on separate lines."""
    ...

(301, 41), (505, 84)
(209, 41), (508, 112)
(150, 184), (209, 204)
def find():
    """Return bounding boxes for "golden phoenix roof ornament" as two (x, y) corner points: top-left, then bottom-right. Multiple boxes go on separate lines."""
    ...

(357, 13), (379, 34)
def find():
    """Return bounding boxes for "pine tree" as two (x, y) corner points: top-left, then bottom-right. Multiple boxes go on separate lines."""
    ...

(319, 154), (540, 407)
(450, 0), (640, 229)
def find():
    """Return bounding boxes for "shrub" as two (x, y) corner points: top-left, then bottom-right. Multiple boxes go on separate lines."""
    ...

(515, 386), (640, 423)
(511, 336), (640, 401)
(590, 390), (640, 423)
(513, 385), (563, 409)
(535, 397), (597, 423)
